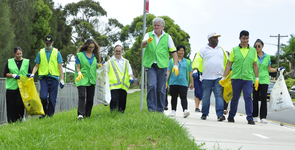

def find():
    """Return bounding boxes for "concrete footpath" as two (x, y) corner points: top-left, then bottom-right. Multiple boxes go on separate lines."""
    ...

(164, 96), (295, 150)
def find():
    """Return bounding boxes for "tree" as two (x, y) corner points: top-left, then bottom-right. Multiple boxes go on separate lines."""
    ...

(64, 0), (107, 46)
(0, 0), (15, 76)
(43, 0), (76, 67)
(121, 14), (191, 78)
(281, 34), (295, 77)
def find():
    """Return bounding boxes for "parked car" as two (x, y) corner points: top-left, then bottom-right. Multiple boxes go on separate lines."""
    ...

(289, 85), (295, 99)
(267, 82), (275, 100)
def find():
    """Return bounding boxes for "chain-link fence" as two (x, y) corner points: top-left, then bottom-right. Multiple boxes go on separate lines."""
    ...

(0, 78), (102, 125)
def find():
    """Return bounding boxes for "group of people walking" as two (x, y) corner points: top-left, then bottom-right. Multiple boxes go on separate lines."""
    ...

(4, 17), (283, 125)
(4, 35), (134, 123)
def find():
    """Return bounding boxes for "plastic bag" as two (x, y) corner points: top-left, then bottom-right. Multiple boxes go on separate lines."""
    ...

(222, 71), (233, 103)
(96, 64), (111, 105)
(17, 76), (45, 115)
(269, 69), (295, 111)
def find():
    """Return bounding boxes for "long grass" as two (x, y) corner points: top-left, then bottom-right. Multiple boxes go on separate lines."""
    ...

(0, 91), (203, 149)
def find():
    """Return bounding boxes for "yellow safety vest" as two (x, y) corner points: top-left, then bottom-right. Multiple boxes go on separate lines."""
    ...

(39, 48), (60, 76)
(108, 58), (130, 92)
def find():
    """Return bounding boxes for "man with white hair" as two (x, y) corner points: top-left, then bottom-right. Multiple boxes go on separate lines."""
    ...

(141, 17), (179, 112)
(192, 32), (228, 121)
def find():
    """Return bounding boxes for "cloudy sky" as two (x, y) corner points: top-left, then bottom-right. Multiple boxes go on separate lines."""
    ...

(55, 0), (295, 60)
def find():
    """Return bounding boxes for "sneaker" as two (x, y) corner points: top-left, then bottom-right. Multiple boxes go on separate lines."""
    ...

(78, 115), (83, 120)
(195, 108), (201, 112)
(183, 110), (190, 118)
(248, 120), (255, 125)
(261, 118), (268, 124)
(217, 115), (226, 121)
(39, 115), (46, 119)
(169, 110), (176, 117)
(164, 107), (168, 111)
(227, 117), (235, 122)
(253, 117), (259, 122)
(223, 110), (228, 115)
(201, 114), (207, 120)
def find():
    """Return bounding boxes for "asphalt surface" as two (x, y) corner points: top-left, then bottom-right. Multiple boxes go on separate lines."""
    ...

(164, 94), (295, 150)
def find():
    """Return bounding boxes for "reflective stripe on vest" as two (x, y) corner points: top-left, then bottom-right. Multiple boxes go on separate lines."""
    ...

(109, 58), (129, 89)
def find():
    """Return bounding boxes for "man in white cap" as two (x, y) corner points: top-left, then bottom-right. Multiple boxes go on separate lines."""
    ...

(191, 32), (228, 121)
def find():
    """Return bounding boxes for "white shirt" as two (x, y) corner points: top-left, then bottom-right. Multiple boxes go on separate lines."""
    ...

(107, 56), (133, 77)
(199, 44), (227, 80)
(143, 30), (176, 64)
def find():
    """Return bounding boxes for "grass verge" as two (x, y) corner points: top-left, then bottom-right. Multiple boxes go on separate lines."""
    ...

(0, 91), (202, 149)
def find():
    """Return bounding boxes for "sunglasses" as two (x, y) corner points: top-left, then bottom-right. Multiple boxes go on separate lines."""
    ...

(254, 45), (261, 48)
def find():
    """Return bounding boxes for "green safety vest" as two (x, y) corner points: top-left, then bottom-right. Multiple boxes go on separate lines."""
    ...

(39, 48), (60, 76)
(5, 58), (30, 90)
(143, 32), (170, 68)
(168, 58), (191, 86)
(231, 46), (256, 80)
(75, 52), (97, 87)
(254, 53), (270, 84)
(108, 58), (130, 92)
(192, 46), (227, 72)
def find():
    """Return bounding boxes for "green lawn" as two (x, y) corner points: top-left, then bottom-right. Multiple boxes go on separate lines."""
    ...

(0, 91), (203, 150)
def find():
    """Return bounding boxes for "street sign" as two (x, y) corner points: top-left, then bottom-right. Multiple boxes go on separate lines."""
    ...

(145, 0), (149, 13)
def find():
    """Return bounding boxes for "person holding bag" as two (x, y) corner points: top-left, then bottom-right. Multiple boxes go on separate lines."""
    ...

(4, 47), (32, 123)
(75, 39), (100, 120)
(252, 39), (284, 123)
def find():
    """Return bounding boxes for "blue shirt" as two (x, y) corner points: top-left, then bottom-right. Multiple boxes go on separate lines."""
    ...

(34, 47), (63, 80)
(75, 51), (94, 66)
(168, 58), (193, 87)
(258, 52), (271, 66)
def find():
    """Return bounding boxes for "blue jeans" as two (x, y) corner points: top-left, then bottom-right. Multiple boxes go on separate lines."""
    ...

(229, 79), (253, 121)
(146, 64), (167, 112)
(40, 77), (59, 116)
(201, 78), (224, 117)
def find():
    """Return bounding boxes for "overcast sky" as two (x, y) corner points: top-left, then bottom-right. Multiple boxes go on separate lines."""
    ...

(55, 0), (295, 60)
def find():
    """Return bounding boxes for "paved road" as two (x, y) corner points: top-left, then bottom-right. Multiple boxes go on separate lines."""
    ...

(187, 89), (295, 126)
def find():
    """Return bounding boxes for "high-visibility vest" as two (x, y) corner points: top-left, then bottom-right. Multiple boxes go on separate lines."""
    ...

(231, 46), (256, 80)
(38, 48), (60, 76)
(143, 32), (170, 68)
(74, 52), (97, 86)
(5, 58), (29, 90)
(254, 53), (271, 84)
(108, 58), (130, 92)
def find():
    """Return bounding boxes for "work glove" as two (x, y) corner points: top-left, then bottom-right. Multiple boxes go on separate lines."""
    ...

(60, 79), (64, 89)
(172, 65), (179, 76)
(75, 72), (84, 82)
(12, 74), (20, 79)
(219, 76), (226, 87)
(129, 77), (134, 84)
(192, 70), (198, 78)
(26, 73), (34, 78)
(254, 77), (259, 91)
(277, 67), (285, 71)
(147, 37), (153, 43)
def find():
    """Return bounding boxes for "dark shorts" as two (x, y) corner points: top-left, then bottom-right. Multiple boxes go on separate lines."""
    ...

(194, 76), (203, 100)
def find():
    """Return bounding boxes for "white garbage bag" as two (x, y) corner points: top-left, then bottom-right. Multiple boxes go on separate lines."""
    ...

(96, 64), (111, 105)
(269, 69), (295, 111)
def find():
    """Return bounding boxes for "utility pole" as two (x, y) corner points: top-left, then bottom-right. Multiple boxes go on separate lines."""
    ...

(270, 34), (288, 78)
(140, 0), (148, 111)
